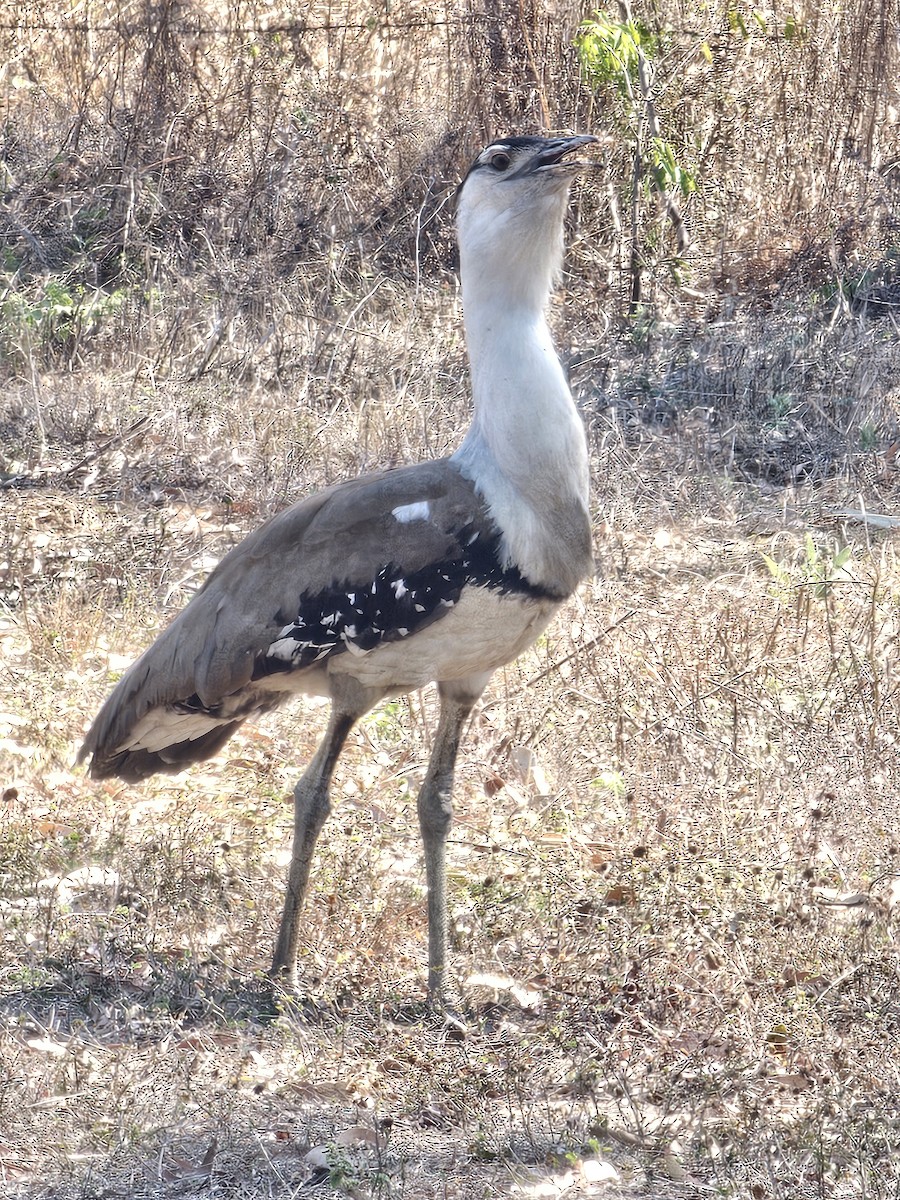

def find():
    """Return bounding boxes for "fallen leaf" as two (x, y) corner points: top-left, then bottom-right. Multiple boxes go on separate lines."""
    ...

(580, 1157), (620, 1184)
(161, 1137), (217, 1182)
(510, 745), (552, 795)
(464, 971), (543, 1010)
(335, 1125), (379, 1148)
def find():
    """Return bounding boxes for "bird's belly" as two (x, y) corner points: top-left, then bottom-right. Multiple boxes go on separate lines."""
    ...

(326, 585), (560, 692)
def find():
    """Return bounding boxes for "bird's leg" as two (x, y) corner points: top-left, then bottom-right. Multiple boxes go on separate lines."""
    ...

(271, 707), (357, 988)
(417, 683), (482, 1006)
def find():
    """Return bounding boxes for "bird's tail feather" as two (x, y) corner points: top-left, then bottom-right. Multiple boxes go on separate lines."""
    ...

(83, 720), (244, 782)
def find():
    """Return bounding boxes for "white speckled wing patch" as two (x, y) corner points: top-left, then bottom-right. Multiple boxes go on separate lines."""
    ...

(253, 523), (556, 680)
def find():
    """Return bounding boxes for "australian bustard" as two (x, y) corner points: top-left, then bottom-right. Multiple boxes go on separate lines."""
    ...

(80, 134), (597, 1003)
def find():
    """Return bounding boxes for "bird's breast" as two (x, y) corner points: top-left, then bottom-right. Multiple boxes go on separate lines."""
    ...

(326, 584), (561, 693)
(249, 521), (564, 695)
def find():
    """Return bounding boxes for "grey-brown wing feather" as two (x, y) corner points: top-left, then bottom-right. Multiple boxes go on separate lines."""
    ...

(80, 459), (506, 777)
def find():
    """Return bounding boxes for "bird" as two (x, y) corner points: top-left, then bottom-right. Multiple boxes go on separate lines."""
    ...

(79, 134), (597, 1005)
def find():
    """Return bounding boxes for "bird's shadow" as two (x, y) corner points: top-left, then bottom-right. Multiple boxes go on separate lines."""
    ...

(0, 955), (487, 1044)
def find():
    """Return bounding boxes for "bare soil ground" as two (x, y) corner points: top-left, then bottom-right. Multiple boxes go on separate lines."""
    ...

(3, 0), (900, 1189)
(3, 290), (900, 1197)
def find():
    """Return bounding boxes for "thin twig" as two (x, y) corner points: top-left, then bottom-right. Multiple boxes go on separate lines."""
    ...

(525, 606), (638, 687)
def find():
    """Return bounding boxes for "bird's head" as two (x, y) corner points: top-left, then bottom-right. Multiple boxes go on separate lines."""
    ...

(456, 134), (599, 310)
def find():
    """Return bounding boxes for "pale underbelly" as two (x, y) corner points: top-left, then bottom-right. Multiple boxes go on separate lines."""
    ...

(326, 585), (560, 692)
(121, 587), (561, 755)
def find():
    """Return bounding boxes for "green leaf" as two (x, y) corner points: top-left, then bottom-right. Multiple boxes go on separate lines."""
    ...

(762, 553), (790, 586)
(832, 546), (853, 571)
(576, 12), (645, 93)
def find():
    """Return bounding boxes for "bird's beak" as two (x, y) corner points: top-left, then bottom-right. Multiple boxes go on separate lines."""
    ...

(526, 135), (603, 176)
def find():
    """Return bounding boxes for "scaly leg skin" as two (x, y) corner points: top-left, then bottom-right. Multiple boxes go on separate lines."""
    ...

(417, 682), (484, 1011)
(271, 708), (358, 990)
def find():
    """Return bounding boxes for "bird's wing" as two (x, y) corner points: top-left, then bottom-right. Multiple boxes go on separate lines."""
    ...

(80, 458), (509, 775)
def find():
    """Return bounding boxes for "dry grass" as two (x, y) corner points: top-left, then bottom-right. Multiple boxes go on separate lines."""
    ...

(4, 310), (900, 1197)
(3, 1), (900, 1195)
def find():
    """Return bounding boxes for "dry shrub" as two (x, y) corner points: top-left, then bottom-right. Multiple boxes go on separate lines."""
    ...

(2, 4), (900, 1198)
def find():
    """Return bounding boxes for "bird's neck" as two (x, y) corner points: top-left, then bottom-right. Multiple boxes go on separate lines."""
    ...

(452, 286), (591, 595)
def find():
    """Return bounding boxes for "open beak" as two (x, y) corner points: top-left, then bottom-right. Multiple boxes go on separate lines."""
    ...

(528, 134), (603, 176)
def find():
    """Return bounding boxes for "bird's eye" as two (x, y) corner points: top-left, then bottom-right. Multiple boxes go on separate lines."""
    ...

(489, 152), (511, 172)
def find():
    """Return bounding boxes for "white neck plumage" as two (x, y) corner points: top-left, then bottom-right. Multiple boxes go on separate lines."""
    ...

(451, 198), (590, 594)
